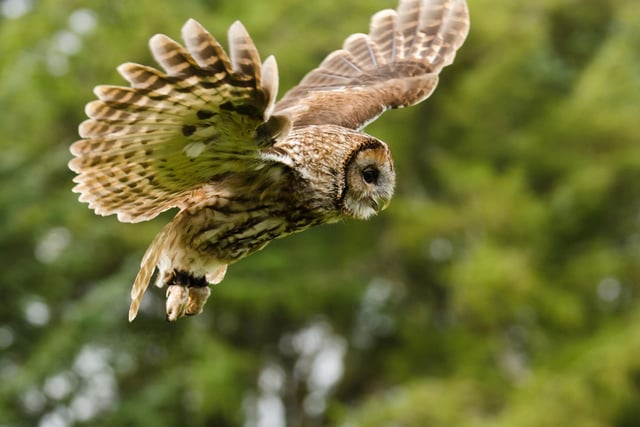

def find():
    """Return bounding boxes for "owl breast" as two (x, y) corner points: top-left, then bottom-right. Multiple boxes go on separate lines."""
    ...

(186, 201), (327, 262)
(164, 166), (335, 276)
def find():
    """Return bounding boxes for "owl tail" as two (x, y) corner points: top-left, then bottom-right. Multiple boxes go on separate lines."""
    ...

(128, 226), (168, 322)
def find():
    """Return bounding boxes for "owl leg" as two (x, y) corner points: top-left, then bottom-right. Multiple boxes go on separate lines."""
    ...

(165, 271), (192, 321)
(164, 270), (209, 321)
(164, 266), (228, 320)
(185, 286), (211, 316)
(166, 284), (189, 321)
(184, 275), (210, 317)
(184, 265), (227, 316)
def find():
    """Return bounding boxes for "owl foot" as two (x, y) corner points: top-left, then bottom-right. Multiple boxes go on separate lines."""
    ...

(163, 270), (215, 321)
(165, 285), (189, 322)
(185, 286), (211, 316)
(165, 285), (211, 320)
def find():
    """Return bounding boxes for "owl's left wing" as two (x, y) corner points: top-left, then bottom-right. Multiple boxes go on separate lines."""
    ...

(70, 20), (290, 223)
(274, 0), (469, 130)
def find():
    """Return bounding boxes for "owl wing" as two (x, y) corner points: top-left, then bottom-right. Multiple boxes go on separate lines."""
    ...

(70, 19), (291, 223)
(274, 0), (469, 130)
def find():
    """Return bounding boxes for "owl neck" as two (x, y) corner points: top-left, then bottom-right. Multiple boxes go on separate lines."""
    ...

(274, 124), (378, 215)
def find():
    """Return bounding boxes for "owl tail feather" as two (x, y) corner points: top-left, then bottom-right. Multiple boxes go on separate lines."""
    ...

(128, 227), (168, 322)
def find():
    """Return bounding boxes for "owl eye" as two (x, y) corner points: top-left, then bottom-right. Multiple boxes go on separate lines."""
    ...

(362, 167), (379, 184)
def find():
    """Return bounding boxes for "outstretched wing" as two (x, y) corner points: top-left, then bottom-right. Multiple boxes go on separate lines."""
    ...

(70, 19), (290, 223)
(275, 0), (469, 129)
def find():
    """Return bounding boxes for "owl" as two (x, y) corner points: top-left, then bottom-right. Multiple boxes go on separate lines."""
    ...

(69, 0), (469, 321)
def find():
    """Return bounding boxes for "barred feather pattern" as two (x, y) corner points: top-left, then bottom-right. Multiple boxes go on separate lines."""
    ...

(69, 0), (469, 322)
(69, 19), (286, 223)
(275, 0), (469, 129)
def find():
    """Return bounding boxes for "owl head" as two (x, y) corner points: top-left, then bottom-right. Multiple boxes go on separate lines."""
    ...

(341, 138), (395, 220)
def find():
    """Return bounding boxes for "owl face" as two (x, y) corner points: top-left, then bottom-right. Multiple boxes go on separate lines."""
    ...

(341, 141), (395, 220)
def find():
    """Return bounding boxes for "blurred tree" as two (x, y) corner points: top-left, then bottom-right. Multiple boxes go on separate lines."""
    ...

(1, 0), (640, 426)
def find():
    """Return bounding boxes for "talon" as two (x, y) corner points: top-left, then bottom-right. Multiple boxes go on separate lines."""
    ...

(165, 284), (189, 321)
(185, 286), (211, 316)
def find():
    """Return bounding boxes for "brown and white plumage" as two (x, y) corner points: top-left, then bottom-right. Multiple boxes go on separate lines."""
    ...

(275, 0), (469, 128)
(69, 0), (469, 321)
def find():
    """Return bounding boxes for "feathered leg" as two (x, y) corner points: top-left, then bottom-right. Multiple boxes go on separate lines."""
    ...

(128, 218), (228, 322)
(164, 266), (227, 321)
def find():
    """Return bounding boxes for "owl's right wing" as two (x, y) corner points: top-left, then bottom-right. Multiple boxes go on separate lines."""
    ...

(70, 20), (291, 223)
(274, 0), (469, 130)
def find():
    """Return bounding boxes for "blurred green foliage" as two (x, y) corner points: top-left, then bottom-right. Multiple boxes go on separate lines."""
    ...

(1, 0), (640, 426)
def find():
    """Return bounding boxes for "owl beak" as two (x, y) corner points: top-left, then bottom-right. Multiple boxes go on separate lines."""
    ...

(370, 197), (391, 213)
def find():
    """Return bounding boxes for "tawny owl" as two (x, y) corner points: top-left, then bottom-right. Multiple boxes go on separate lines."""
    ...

(69, 0), (469, 321)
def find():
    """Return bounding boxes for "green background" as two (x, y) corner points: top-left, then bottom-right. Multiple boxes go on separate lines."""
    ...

(2, 0), (640, 425)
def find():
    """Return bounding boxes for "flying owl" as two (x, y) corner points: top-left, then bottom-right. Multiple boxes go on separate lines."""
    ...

(69, 0), (470, 321)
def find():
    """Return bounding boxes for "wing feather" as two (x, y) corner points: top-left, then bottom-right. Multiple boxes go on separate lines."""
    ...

(370, 10), (398, 63)
(70, 19), (290, 223)
(343, 34), (381, 69)
(228, 21), (262, 79)
(274, 0), (469, 129)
